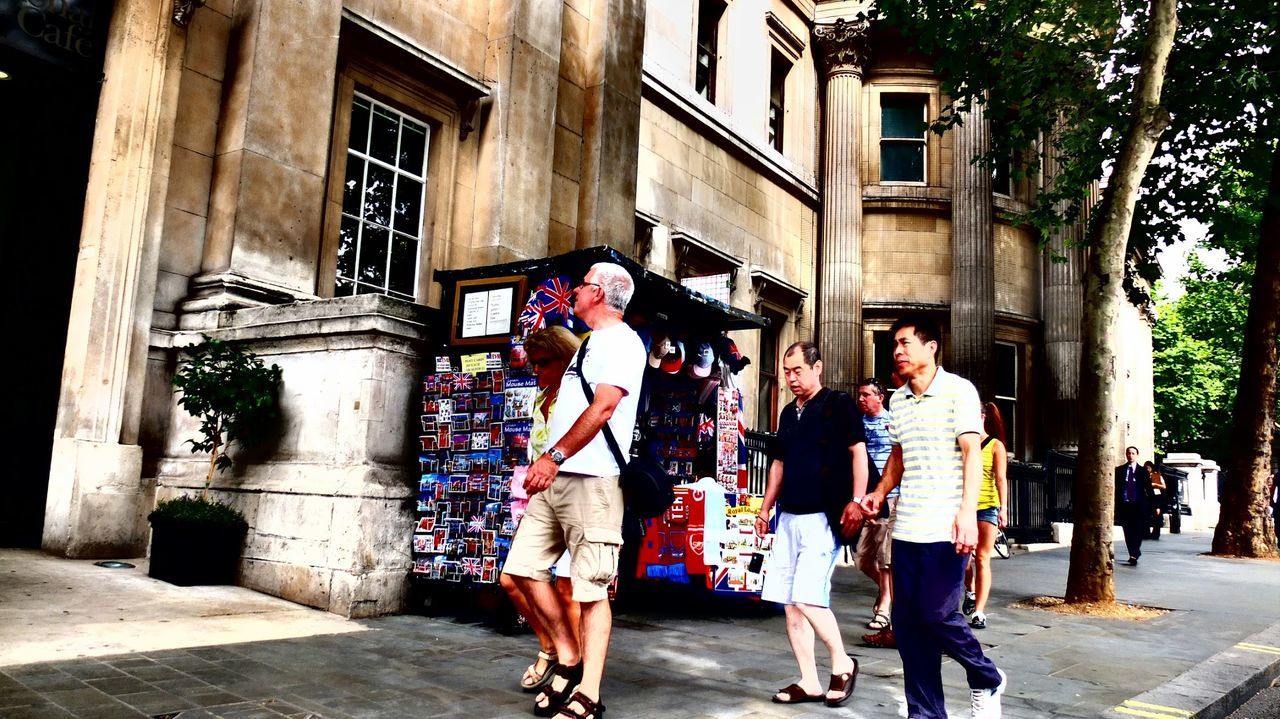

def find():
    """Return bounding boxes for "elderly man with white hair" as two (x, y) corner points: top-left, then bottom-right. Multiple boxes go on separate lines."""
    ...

(501, 262), (646, 719)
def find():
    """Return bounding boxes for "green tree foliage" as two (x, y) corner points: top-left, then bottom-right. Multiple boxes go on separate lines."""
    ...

(1154, 164), (1261, 458)
(172, 336), (283, 496)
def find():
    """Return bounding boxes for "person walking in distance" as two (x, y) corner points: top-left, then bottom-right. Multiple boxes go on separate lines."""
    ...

(1145, 461), (1165, 540)
(1114, 447), (1154, 566)
(860, 314), (1007, 719)
(501, 263), (646, 719)
(854, 377), (897, 648)
(964, 402), (1008, 630)
(755, 341), (867, 707)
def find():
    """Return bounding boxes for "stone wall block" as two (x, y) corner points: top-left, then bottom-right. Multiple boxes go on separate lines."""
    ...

(160, 206), (208, 276)
(240, 558), (332, 611)
(185, 3), (230, 82)
(167, 146), (214, 216)
(225, 151), (325, 291)
(239, 0), (340, 176)
(173, 68), (221, 155)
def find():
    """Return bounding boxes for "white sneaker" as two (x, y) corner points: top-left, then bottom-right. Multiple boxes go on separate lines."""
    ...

(970, 668), (1006, 718)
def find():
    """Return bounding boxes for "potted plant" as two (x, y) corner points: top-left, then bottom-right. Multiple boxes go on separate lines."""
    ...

(148, 336), (282, 586)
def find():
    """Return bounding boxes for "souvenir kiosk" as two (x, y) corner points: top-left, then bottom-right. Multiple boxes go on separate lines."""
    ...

(410, 246), (778, 615)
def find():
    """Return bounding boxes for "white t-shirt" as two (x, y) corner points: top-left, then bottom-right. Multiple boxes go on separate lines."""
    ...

(888, 367), (983, 543)
(546, 321), (646, 476)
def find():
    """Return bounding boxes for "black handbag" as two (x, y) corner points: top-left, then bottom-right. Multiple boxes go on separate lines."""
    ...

(574, 340), (674, 519)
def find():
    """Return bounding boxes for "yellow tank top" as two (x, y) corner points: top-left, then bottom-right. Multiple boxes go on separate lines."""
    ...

(978, 438), (1000, 510)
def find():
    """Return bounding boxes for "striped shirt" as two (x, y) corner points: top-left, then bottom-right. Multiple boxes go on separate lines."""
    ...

(888, 367), (983, 543)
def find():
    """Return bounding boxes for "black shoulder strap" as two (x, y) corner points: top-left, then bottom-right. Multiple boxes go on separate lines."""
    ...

(575, 337), (628, 469)
(981, 435), (995, 449)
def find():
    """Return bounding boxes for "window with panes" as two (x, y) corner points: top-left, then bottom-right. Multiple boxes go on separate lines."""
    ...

(768, 50), (790, 152)
(756, 317), (781, 431)
(880, 94), (928, 183)
(994, 342), (1018, 452)
(695, 1), (725, 102)
(336, 93), (430, 301)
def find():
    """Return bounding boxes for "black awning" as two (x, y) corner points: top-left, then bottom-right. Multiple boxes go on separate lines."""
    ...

(433, 246), (768, 332)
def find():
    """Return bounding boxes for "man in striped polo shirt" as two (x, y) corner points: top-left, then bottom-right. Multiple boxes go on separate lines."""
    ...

(860, 315), (1007, 719)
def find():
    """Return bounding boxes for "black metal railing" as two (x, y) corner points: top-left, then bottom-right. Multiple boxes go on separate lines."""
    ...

(744, 430), (773, 496)
(1005, 459), (1054, 543)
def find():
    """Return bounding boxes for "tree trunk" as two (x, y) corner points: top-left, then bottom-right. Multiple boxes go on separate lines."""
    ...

(1065, 0), (1176, 603)
(1211, 141), (1280, 558)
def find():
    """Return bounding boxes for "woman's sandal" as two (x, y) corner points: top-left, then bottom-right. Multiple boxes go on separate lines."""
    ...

(862, 629), (897, 649)
(825, 656), (859, 707)
(533, 662), (584, 717)
(867, 609), (891, 630)
(770, 683), (825, 704)
(556, 690), (605, 718)
(521, 650), (559, 692)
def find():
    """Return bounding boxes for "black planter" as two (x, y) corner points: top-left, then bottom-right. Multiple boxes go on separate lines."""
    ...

(148, 516), (247, 586)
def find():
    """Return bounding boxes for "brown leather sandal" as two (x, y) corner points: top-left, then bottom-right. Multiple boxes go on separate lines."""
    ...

(556, 690), (605, 718)
(771, 682), (825, 704)
(825, 656), (859, 707)
(534, 662), (583, 717)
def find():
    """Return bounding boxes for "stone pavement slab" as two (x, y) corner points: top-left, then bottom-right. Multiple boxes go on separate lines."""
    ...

(2, 531), (1279, 718)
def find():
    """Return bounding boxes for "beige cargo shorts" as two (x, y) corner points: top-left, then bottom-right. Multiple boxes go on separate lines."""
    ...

(503, 472), (624, 602)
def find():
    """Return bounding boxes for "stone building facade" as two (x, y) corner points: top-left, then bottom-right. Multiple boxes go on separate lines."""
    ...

(4, 0), (1153, 616)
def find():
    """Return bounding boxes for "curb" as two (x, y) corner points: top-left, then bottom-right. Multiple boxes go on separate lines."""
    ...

(1105, 621), (1280, 719)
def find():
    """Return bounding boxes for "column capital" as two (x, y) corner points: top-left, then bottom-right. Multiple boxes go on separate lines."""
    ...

(813, 18), (872, 78)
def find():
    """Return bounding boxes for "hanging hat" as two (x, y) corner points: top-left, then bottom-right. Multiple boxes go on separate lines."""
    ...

(717, 336), (750, 373)
(517, 275), (582, 335)
(658, 339), (685, 374)
(648, 331), (670, 369)
(686, 341), (716, 378)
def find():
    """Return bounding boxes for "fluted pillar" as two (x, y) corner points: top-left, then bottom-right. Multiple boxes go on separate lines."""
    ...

(950, 101), (995, 398)
(813, 18), (871, 395)
(1042, 142), (1086, 450)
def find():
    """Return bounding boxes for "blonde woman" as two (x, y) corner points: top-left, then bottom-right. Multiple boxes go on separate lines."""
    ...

(499, 326), (582, 691)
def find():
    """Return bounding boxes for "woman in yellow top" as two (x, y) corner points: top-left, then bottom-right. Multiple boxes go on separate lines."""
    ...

(964, 402), (1008, 629)
(500, 326), (582, 691)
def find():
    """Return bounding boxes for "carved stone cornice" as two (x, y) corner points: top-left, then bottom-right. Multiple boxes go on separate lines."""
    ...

(813, 18), (872, 77)
(173, 0), (207, 28)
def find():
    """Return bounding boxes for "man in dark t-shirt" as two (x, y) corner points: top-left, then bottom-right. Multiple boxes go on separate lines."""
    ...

(754, 341), (868, 707)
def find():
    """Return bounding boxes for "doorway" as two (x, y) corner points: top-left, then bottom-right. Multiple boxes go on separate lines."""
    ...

(0, 34), (105, 546)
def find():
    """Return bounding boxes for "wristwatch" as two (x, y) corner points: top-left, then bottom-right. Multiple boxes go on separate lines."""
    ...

(548, 447), (567, 465)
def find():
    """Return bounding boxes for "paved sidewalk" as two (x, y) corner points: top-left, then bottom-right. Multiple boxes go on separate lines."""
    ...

(1, 530), (1278, 718)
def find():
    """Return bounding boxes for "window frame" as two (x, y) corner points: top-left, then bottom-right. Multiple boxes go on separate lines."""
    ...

(768, 49), (791, 153)
(333, 91), (431, 301)
(756, 312), (784, 432)
(878, 92), (929, 185)
(694, 0), (726, 103)
(994, 341), (1019, 453)
(319, 59), (462, 304)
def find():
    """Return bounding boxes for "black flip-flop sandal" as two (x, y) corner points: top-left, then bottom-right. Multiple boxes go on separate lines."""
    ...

(825, 656), (859, 707)
(771, 682), (826, 704)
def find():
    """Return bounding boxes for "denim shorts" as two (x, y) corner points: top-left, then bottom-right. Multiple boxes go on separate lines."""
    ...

(976, 507), (1000, 526)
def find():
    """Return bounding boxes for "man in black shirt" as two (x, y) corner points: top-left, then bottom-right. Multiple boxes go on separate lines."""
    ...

(755, 341), (869, 707)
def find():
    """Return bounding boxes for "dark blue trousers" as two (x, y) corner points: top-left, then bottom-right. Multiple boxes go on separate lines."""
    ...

(892, 540), (1002, 719)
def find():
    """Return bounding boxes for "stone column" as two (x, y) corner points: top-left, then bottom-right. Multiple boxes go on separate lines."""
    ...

(950, 101), (995, 398)
(575, 0), (647, 249)
(183, 0), (342, 311)
(473, 0), (565, 263)
(1042, 142), (1085, 450)
(43, 0), (187, 557)
(813, 18), (871, 395)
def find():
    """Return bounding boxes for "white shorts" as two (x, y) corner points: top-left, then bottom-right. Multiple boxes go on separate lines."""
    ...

(760, 511), (840, 608)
